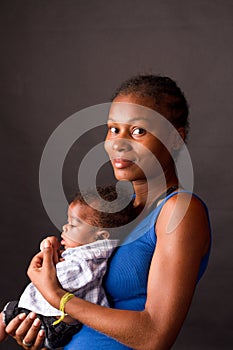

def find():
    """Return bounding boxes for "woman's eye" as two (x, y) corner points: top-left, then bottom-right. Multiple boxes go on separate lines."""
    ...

(109, 126), (119, 134)
(132, 128), (145, 135)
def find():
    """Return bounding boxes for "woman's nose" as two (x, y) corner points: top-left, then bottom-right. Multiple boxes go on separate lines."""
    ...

(112, 138), (132, 152)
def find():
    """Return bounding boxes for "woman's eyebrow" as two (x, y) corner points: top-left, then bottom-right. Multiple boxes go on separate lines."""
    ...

(107, 117), (148, 123)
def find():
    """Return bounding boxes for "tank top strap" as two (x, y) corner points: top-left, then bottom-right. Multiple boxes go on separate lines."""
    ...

(147, 190), (212, 253)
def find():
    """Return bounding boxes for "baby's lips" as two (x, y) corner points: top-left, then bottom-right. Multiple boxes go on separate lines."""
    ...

(60, 237), (66, 246)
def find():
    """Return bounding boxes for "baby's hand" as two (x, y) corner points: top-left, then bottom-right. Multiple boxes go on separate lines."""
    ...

(40, 236), (61, 264)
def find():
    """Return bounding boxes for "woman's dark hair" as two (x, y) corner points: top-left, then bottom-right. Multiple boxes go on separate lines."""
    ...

(111, 74), (189, 136)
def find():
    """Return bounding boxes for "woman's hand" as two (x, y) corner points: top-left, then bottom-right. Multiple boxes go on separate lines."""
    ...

(5, 239), (66, 349)
(5, 312), (46, 349)
(28, 239), (65, 307)
(39, 236), (61, 264)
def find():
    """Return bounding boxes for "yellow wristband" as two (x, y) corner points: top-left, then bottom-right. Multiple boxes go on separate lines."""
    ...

(52, 292), (75, 326)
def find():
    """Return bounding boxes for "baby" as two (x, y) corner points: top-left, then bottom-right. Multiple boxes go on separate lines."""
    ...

(0, 185), (135, 349)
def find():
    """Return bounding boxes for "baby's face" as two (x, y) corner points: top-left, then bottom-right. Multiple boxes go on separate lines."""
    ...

(61, 202), (98, 249)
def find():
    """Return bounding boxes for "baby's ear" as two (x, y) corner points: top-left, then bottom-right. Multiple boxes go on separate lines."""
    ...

(172, 127), (186, 150)
(96, 230), (110, 240)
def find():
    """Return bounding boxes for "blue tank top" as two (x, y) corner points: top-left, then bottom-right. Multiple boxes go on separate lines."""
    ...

(65, 191), (211, 350)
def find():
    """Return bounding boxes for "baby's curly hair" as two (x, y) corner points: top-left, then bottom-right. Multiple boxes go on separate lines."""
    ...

(72, 185), (136, 236)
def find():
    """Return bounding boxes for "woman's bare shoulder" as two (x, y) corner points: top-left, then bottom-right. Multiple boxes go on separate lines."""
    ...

(156, 191), (210, 255)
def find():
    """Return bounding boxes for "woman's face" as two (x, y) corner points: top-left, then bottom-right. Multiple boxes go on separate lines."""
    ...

(105, 94), (181, 183)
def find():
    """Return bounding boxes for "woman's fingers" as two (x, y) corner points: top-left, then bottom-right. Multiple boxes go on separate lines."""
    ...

(40, 236), (60, 264)
(22, 317), (45, 349)
(31, 330), (46, 349)
(27, 240), (62, 306)
(5, 312), (27, 336)
(5, 312), (45, 349)
(40, 236), (59, 252)
(41, 240), (55, 269)
(28, 251), (44, 271)
(10, 312), (37, 339)
(27, 244), (53, 281)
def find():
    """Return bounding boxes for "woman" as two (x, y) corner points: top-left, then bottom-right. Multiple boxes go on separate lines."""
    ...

(5, 75), (211, 349)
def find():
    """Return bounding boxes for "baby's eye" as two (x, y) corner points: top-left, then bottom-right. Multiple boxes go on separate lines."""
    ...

(109, 126), (119, 134)
(67, 221), (75, 227)
(132, 128), (145, 135)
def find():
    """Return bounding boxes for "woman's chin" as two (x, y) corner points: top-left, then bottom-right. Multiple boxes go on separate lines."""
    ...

(114, 170), (132, 181)
(113, 166), (145, 182)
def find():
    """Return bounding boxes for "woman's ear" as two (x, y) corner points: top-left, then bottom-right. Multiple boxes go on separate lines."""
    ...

(96, 230), (110, 240)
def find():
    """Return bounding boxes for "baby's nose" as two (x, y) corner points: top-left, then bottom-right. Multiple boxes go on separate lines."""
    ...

(62, 224), (68, 232)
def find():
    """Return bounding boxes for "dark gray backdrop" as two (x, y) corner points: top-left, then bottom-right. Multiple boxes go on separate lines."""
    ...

(0, 1), (232, 349)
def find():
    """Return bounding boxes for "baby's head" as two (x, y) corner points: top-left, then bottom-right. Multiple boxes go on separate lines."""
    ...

(61, 185), (135, 249)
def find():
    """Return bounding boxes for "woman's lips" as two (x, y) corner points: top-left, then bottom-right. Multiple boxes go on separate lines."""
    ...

(112, 158), (135, 169)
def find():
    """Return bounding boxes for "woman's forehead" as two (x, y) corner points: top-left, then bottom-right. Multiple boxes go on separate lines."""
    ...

(109, 102), (158, 124)
(113, 93), (156, 108)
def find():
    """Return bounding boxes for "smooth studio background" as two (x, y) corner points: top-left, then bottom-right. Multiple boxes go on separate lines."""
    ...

(0, 1), (232, 349)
